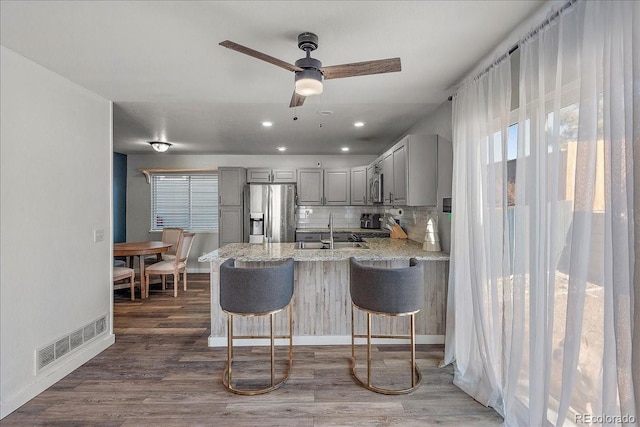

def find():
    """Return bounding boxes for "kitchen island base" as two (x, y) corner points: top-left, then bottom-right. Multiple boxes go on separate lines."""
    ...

(205, 254), (448, 347)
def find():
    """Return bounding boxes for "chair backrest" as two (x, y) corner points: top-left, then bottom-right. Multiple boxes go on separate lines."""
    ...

(174, 232), (196, 266)
(162, 228), (183, 255)
(349, 257), (424, 314)
(219, 258), (295, 314)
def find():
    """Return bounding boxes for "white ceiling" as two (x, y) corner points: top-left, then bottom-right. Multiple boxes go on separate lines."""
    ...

(0, 0), (544, 155)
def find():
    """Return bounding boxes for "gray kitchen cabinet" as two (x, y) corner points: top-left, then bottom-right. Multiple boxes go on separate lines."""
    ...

(392, 142), (408, 205)
(295, 232), (322, 242)
(218, 206), (243, 246)
(323, 169), (350, 205)
(321, 232), (350, 242)
(366, 163), (375, 204)
(218, 167), (246, 245)
(297, 168), (323, 205)
(382, 150), (394, 205)
(218, 167), (246, 206)
(382, 135), (438, 206)
(247, 168), (296, 183)
(350, 166), (367, 205)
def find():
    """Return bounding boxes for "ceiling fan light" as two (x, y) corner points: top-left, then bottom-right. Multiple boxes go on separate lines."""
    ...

(149, 141), (171, 153)
(295, 69), (323, 96)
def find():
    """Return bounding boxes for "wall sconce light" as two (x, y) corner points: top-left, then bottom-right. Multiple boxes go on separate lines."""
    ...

(149, 141), (171, 153)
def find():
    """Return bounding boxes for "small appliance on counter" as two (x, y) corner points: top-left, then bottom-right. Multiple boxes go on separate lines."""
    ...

(360, 213), (382, 229)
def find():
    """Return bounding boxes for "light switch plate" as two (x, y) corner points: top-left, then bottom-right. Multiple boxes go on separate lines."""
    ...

(93, 229), (104, 242)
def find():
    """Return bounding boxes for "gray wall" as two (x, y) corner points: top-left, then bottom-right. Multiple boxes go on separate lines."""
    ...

(1, 46), (113, 418)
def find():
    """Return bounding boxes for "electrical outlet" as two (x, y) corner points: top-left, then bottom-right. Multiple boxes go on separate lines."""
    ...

(93, 229), (104, 243)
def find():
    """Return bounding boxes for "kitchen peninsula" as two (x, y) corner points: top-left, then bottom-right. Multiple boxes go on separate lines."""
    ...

(199, 238), (449, 347)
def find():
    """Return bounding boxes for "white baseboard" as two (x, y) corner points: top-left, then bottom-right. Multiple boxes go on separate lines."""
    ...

(0, 334), (115, 420)
(207, 334), (444, 347)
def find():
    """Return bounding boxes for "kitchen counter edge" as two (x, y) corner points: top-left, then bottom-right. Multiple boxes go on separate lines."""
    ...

(198, 238), (449, 263)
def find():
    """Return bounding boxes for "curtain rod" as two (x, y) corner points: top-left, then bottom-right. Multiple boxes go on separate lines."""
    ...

(447, 0), (577, 101)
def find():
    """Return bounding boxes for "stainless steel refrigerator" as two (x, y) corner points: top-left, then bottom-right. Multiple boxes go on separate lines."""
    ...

(244, 183), (296, 243)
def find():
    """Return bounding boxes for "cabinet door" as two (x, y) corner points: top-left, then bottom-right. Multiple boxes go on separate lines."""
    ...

(297, 169), (323, 205)
(324, 169), (350, 205)
(295, 232), (322, 242)
(366, 164), (375, 204)
(405, 134), (438, 206)
(350, 166), (367, 205)
(218, 167), (245, 206)
(392, 142), (408, 205)
(382, 151), (394, 205)
(219, 206), (243, 245)
(324, 232), (350, 242)
(272, 169), (296, 183)
(246, 168), (272, 183)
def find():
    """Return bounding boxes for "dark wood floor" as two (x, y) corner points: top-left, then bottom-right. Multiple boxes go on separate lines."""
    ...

(3, 274), (502, 426)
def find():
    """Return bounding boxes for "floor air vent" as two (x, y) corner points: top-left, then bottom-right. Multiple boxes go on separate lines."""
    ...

(36, 314), (109, 373)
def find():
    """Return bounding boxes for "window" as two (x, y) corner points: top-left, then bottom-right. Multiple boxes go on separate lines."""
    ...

(150, 173), (218, 232)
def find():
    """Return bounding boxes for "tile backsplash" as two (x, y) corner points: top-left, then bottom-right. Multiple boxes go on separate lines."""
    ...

(296, 206), (381, 229)
(296, 205), (439, 245)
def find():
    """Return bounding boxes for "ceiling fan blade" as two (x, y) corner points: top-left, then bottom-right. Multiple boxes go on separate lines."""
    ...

(289, 91), (306, 108)
(321, 57), (401, 80)
(219, 40), (303, 73)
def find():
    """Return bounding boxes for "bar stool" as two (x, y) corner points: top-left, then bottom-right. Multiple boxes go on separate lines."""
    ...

(349, 257), (424, 394)
(219, 258), (295, 395)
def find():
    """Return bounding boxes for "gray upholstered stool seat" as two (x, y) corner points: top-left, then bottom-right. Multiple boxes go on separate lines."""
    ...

(349, 257), (424, 394)
(219, 258), (295, 395)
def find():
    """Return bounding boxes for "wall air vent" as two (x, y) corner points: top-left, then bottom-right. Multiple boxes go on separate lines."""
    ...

(36, 314), (109, 373)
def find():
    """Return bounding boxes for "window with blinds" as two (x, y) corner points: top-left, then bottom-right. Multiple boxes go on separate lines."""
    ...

(150, 173), (218, 232)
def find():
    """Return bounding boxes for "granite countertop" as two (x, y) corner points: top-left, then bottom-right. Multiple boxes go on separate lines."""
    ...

(198, 238), (449, 263)
(296, 228), (389, 234)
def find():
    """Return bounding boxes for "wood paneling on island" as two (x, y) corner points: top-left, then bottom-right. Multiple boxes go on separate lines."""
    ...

(202, 239), (449, 346)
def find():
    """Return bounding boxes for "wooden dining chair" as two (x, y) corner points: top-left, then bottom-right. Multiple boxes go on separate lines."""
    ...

(146, 227), (183, 265)
(145, 232), (196, 297)
(113, 266), (137, 301)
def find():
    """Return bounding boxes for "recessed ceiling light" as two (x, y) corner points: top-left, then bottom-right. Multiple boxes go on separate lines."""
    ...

(277, 146), (287, 152)
(354, 121), (365, 127)
(341, 147), (350, 152)
(262, 121), (273, 127)
(316, 110), (334, 116)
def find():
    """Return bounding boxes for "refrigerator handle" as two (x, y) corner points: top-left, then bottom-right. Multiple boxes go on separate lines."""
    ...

(266, 186), (272, 241)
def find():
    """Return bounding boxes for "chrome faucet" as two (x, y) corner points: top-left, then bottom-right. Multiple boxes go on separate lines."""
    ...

(328, 212), (334, 249)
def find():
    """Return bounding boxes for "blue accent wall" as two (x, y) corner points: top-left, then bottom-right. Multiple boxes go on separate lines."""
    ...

(113, 152), (127, 243)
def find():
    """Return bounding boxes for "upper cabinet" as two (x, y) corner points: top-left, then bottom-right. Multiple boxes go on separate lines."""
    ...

(381, 134), (439, 206)
(297, 169), (323, 205)
(324, 169), (350, 205)
(297, 168), (350, 206)
(350, 166), (367, 205)
(218, 167), (246, 206)
(247, 168), (296, 183)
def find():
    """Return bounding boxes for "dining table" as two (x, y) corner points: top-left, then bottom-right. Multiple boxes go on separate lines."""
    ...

(114, 241), (173, 298)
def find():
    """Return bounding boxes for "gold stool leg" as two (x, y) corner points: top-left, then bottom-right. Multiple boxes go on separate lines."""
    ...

(350, 304), (422, 395)
(222, 303), (294, 395)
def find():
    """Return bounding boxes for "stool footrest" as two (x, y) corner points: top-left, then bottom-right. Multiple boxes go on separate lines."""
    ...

(351, 361), (422, 395)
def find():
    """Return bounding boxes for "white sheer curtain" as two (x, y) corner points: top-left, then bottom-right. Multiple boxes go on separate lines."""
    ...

(445, 1), (638, 425)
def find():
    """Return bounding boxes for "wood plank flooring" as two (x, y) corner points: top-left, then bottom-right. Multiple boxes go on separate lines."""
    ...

(2, 274), (503, 426)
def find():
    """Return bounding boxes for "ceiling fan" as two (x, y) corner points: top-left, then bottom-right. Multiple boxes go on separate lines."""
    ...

(219, 32), (401, 107)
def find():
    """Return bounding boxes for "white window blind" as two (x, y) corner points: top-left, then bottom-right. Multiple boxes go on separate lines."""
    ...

(150, 174), (218, 232)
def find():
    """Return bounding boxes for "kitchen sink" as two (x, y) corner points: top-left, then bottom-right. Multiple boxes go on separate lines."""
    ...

(295, 241), (369, 250)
